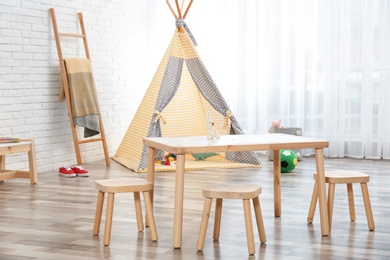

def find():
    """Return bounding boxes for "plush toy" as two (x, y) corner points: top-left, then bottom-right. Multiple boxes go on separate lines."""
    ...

(272, 118), (282, 128)
(206, 111), (220, 140)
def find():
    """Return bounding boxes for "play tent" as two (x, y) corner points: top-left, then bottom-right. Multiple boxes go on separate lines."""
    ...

(113, 0), (261, 172)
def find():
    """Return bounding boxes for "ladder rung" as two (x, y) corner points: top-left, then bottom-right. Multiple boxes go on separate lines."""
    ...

(59, 32), (85, 38)
(78, 137), (104, 144)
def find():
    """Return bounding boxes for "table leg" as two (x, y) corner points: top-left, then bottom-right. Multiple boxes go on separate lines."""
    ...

(147, 147), (156, 190)
(146, 146), (156, 227)
(27, 139), (38, 184)
(315, 148), (330, 236)
(0, 154), (4, 171)
(273, 149), (281, 217)
(173, 154), (185, 248)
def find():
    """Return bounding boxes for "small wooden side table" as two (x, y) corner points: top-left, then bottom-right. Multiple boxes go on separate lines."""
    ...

(0, 139), (38, 184)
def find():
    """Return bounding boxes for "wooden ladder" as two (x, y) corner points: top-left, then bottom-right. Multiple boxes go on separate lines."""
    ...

(49, 8), (110, 167)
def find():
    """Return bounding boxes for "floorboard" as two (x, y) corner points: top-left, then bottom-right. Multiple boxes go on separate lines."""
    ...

(0, 155), (389, 259)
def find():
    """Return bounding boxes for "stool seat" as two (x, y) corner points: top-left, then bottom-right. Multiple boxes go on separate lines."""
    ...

(93, 177), (158, 246)
(197, 183), (266, 255)
(95, 178), (153, 193)
(202, 183), (262, 199)
(313, 170), (369, 184)
(308, 170), (375, 231)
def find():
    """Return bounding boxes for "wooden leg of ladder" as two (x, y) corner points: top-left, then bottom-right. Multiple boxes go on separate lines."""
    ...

(98, 114), (110, 166)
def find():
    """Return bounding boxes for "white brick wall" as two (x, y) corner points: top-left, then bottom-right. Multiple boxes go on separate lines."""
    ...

(0, 0), (173, 174)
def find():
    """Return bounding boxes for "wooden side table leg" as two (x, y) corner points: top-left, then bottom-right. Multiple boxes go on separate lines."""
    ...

(0, 154), (5, 171)
(27, 139), (38, 184)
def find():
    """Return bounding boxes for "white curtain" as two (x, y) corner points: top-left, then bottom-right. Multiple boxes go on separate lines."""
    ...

(156, 0), (390, 159)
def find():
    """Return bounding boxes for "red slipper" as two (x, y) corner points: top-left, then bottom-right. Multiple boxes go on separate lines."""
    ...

(58, 166), (76, 178)
(71, 165), (89, 177)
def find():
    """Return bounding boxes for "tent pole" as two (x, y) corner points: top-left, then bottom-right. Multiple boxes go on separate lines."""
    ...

(175, 0), (182, 18)
(183, 0), (193, 19)
(166, 0), (178, 19)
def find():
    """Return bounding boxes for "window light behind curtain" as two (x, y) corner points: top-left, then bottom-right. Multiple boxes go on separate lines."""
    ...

(156, 0), (390, 159)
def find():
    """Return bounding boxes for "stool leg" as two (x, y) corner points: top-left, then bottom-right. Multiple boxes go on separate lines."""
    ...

(252, 196), (266, 243)
(93, 191), (105, 236)
(103, 192), (115, 246)
(243, 199), (255, 255)
(346, 183), (356, 222)
(360, 182), (375, 231)
(213, 198), (223, 241)
(134, 191), (144, 232)
(143, 191), (158, 241)
(197, 197), (213, 251)
(307, 181), (319, 223)
(328, 183), (335, 232)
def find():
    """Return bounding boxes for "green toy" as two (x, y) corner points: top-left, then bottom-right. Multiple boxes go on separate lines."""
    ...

(280, 149), (297, 173)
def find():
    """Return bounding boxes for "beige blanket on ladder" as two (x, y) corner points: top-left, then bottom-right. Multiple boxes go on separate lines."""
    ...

(62, 58), (100, 138)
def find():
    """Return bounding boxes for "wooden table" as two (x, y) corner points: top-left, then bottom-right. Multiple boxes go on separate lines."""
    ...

(0, 139), (38, 184)
(144, 133), (329, 248)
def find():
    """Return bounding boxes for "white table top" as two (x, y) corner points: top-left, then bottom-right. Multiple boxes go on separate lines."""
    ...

(144, 133), (328, 154)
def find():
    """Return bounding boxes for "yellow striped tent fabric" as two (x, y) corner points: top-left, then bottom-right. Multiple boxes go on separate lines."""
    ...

(113, 22), (261, 172)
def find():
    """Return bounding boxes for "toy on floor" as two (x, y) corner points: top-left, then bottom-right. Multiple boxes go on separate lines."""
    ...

(280, 149), (297, 173)
(206, 111), (220, 140)
(162, 152), (176, 166)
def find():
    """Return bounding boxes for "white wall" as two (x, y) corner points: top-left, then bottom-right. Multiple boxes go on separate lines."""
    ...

(0, 0), (174, 173)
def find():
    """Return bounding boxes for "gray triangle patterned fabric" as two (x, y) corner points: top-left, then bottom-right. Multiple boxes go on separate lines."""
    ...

(139, 57), (184, 170)
(186, 58), (262, 165)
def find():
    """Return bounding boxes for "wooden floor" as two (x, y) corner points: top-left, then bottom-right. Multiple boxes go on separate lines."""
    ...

(1, 155), (390, 259)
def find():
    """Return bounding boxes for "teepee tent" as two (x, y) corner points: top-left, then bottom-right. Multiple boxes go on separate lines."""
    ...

(113, 0), (261, 172)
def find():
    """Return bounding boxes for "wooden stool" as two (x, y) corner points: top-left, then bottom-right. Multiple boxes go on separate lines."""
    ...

(93, 178), (158, 246)
(196, 183), (267, 255)
(307, 170), (375, 231)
